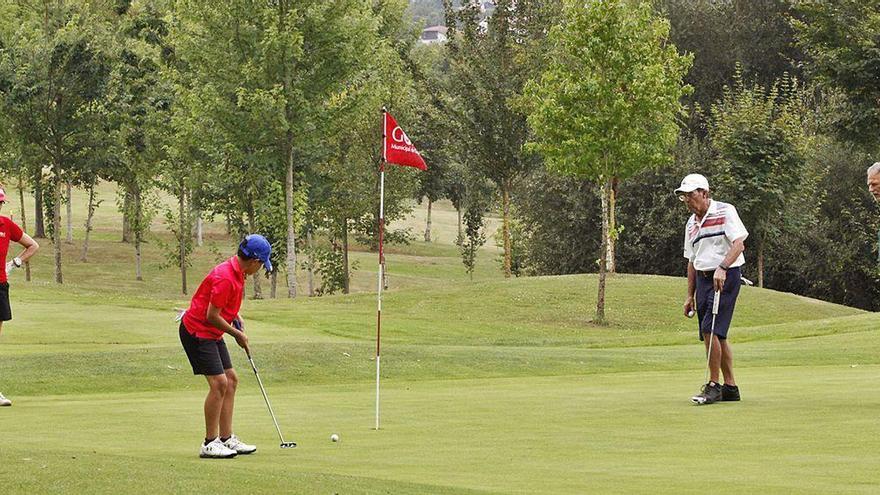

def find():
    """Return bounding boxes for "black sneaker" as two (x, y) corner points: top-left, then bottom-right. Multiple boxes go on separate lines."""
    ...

(691, 382), (722, 405)
(721, 384), (740, 402)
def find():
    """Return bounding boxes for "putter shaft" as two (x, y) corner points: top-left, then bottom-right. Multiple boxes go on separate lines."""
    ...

(248, 354), (297, 449)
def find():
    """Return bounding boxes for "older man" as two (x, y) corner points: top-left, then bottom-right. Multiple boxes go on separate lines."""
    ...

(867, 162), (880, 201)
(676, 174), (748, 405)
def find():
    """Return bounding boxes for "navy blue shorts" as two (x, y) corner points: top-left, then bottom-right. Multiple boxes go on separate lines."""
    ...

(695, 267), (741, 341)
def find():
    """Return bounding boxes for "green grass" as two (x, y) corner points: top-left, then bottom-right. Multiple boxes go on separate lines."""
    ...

(1, 186), (879, 493)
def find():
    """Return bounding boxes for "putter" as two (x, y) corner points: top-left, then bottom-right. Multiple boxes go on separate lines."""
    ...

(692, 290), (721, 405)
(246, 351), (297, 448)
(234, 321), (296, 448)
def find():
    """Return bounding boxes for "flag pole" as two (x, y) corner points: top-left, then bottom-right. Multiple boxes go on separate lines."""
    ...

(375, 107), (387, 430)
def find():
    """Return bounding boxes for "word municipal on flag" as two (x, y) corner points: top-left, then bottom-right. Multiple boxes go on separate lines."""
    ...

(384, 112), (427, 171)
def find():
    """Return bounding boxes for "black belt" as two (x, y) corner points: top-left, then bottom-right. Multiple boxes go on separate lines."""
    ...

(697, 266), (739, 278)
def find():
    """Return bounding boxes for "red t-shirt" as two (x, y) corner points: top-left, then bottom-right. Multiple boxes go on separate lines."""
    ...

(0, 216), (24, 283)
(182, 256), (246, 340)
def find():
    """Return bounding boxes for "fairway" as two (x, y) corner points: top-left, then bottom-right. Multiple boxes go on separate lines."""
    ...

(2, 256), (880, 493)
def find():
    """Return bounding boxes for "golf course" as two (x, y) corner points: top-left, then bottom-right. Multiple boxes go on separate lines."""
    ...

(0, 187), (878, 494)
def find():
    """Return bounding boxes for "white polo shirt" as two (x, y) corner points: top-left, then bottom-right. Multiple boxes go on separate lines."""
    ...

(683, 199), (748, 271)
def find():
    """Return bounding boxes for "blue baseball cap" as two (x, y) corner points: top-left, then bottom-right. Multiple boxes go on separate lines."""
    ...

(239, 234), (273, 274)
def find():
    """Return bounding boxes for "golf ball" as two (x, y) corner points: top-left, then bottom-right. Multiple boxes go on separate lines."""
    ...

(330, 434), (339, 442)
(687, 310), (695, 318)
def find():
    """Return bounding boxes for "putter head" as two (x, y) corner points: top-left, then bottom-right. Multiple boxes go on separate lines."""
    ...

(691, 395), (707, 405)
(280, 441), (297, 449)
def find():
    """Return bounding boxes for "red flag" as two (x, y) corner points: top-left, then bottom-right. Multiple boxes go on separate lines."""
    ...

(384, 111), (427, 171)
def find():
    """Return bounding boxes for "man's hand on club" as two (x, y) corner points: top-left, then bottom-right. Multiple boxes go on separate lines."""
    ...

(234, 330), (249, 356)
(713, 267), (727, 292)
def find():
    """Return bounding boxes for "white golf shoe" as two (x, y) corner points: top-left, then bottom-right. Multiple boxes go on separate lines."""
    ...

(223, 434), (257, 455)
(0, 392), (11, 407)
(199, 438), (238, 459)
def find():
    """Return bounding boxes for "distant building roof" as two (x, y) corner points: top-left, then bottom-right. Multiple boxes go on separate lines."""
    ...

(420, 25), (449, 44)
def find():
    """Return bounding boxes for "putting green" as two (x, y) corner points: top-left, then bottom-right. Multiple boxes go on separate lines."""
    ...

(2, 272), (879, 493)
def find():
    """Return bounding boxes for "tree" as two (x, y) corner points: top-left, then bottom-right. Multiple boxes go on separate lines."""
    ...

(521, 0), (692, 323)
(409, 44), (455, 243)
(708, 71), (812, 287)
(444, 0), (559, 278)
(793, 1), (880, 150)
(0, 1), (112, 283)
(459, 198), (486, 280)
(176, 0), (407, 298)
(659, 0), (804, 123)
(104, 0), (168, 281)
(762, 139), (880, 310)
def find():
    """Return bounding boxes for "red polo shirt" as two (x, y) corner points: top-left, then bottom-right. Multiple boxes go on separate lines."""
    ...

(0, 216), (24, 283)
(182, 256), (246, 340)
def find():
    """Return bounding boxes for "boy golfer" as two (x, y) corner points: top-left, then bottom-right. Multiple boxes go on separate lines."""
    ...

(676, 174), (748, 405)
(0, 185), (40, 407)
(179, 234), (272, 458)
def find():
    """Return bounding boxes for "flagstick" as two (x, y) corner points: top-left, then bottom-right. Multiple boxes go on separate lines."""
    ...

(375, 108), (388, 431)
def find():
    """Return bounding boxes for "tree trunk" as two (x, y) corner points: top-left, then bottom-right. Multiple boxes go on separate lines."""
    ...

(501, 181), (512, 278)
(196, 215), (203, 247)
(52, 173), (62, 284)
(306, 227), (315, 297)
(81, 179), (97, 262)
(270, 271), (278, 298)
(252, 273), (263, 299)
(608, 178), (618, 273)
(280, 0), (297, 299)
(424, 198), (432, 242)
(246, 198), (262, 300)
(284, 137), (298, 298)
(343, 219), (350, 294)
(595, 178), (612, 324)
(758, 236), (764, 288)
(33, 173), (45, 238)
(65, 181), (73, 244)
(179, 183), (188, 295)
(134, 188), (142, 281)
(457, 206), (462, 244)
(605, 178), (618, 273)
(17, 175), (32, 282)
(122, 188), (132, 243)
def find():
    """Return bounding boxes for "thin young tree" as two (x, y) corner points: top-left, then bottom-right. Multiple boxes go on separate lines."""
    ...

(521, 0), (691, 323)
(443, 0), (559, 278)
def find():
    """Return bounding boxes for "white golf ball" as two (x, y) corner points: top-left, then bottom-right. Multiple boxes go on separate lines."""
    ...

(687, 310), (695, 318)
(330, 434), (339, 442)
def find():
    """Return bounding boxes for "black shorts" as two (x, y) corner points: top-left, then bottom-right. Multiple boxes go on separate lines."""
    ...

(179, 322), (232, 376)
(0, 282), (11, 321)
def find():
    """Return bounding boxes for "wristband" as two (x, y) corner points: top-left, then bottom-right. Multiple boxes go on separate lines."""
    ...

(718, 264), (729, 271)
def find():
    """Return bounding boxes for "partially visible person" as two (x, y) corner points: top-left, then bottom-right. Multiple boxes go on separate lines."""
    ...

(179, 234), (272, 458)
(0, 184), (40, 407)
(866, 162), (880, 201)
(676, 174), (748, 405)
